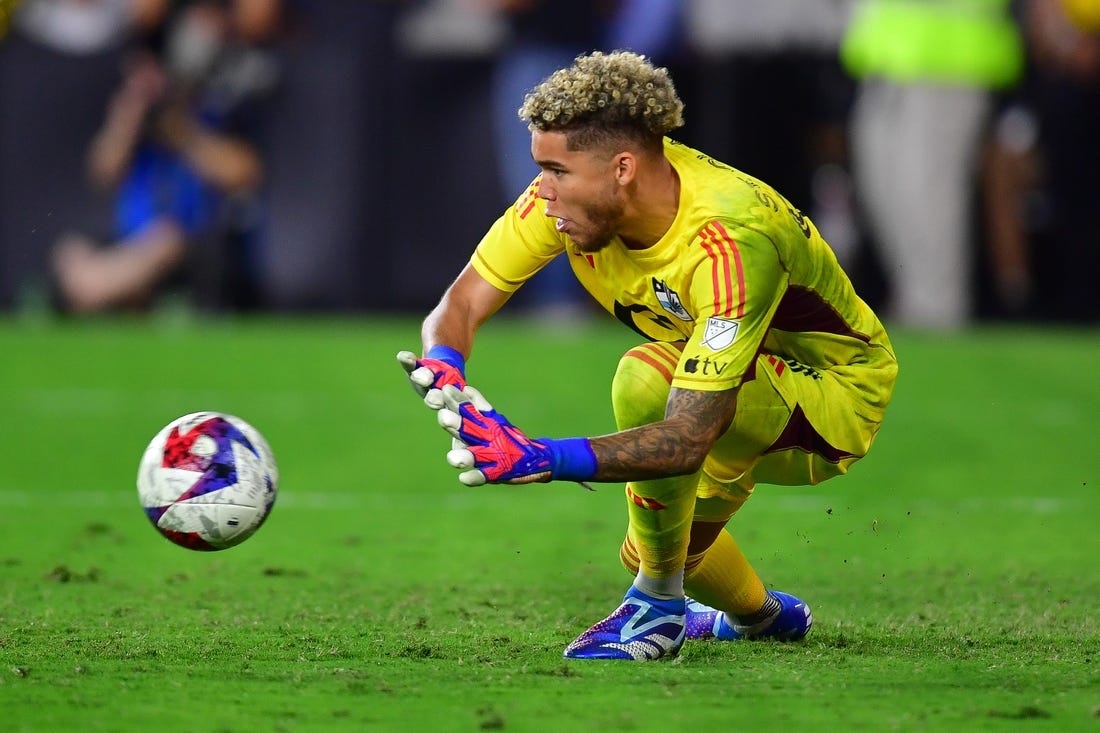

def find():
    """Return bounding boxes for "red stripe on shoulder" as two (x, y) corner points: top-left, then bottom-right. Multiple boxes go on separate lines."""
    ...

(696, 222), (745, 318)
(515, 177), (542, 220)
(709, 222), (746, 318)
(699, 231), (726, 316)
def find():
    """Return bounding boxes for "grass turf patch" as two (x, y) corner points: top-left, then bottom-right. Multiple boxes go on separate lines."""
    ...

(0, 315), (1097, 732)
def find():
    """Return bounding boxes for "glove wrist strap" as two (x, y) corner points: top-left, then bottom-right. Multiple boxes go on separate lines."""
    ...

(426, 344), (466, 374)
(543, 437), (597, 482)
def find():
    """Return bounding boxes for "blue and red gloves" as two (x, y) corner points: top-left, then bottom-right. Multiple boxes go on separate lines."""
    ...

(437, 385), (597, 487)
(398, 347), (597, 486)
(397, 345), (467, 410)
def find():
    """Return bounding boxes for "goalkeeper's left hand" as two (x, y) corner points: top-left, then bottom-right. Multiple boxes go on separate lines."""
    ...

(396, 345), (467, 410)
(437, 385), (597, 487)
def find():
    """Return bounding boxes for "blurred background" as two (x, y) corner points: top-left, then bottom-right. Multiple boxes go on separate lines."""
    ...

(0, 0), (1097, 327)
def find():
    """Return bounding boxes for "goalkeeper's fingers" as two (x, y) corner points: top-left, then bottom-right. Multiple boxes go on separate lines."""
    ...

(396, 350), (417, 375)
(398, 350), (453, 408)
(409, 367), (436, 391)
(396, 350), (432, 397)
(437, 404), (463, 441)
(459, 470), (487, 487)
(423, 387), (446, 410)
(446, 446), (487, 486)
(440, 383), (498, 419)
(438, 384), (493, 439)
(440, 384), (466, 412)
(461, 385), (495, 413)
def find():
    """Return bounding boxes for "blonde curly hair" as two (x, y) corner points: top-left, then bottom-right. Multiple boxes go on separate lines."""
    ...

(518, 50), (685, 154)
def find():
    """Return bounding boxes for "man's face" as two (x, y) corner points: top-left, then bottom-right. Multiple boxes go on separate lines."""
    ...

(531, 129), (625, 253)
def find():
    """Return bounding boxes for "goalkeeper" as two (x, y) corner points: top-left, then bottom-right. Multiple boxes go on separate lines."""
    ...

(399, 51), (897, 661)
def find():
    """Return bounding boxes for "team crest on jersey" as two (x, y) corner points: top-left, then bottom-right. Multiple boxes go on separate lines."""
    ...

(653, 279), (691, 321)
(701, 317), (740, 351)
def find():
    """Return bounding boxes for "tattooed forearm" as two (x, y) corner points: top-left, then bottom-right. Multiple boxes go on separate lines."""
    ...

(588, 387), (737, 482)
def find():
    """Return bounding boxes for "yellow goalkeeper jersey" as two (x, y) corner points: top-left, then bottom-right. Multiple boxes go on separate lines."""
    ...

(472, 138), (895, 398)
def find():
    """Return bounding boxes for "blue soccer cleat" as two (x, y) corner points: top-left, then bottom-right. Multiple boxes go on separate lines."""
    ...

(563, 585), (686, 660)
(684, 590), (813, 641)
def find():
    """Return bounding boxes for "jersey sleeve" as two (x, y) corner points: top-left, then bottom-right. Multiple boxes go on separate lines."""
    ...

(471, 176), (567, 293)
(672, 220), (787, 391)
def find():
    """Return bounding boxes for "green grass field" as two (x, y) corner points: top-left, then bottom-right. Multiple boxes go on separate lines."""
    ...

(1, 315), (1097, 732)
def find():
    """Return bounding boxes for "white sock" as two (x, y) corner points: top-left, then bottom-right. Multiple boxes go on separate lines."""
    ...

(633, 569), (685, 600)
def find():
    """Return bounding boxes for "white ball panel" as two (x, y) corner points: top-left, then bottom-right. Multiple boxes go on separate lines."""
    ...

(137, 410), (278, 551)
(157, 502), (264, 547)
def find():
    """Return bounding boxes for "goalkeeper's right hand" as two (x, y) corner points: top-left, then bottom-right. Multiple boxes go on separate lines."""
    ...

(396, 345), (467, 410)
(437, 385), (597, 488)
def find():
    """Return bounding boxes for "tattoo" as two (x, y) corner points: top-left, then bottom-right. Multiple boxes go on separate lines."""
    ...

(589, 387), (737, 482)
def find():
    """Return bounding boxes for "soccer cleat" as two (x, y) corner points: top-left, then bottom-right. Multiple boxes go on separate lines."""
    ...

(684, 591), (813, 641)
(563, 585), (686, 660)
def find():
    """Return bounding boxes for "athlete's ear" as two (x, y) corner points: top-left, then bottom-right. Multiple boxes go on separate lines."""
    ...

(613, 152), (637, 186)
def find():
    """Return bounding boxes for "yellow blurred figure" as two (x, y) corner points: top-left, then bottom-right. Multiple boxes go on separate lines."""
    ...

(1062, 0), (1100, 32)
(1, 0), (21, 37)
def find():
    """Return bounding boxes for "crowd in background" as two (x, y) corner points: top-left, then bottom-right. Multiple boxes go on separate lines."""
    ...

(0, 0), (1097, 327)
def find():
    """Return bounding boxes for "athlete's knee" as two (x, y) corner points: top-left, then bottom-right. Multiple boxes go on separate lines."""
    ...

(612, 342), (682, 430)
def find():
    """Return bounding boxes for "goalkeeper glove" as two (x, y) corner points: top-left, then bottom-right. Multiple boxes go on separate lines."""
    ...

(437, 385), (597, 487)
(396, 345), (466, 409)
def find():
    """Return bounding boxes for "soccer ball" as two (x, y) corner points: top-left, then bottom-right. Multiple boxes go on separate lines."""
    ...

(137, 411), (278, 551)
